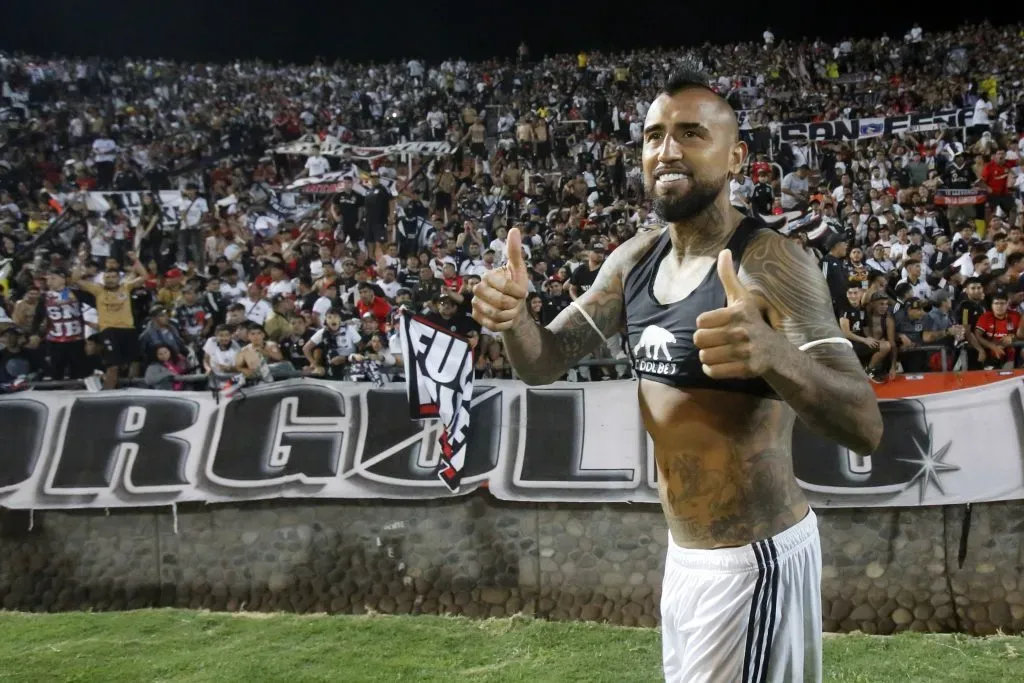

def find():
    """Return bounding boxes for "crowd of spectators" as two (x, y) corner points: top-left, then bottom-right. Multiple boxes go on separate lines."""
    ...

(2, 21), (1024, 391)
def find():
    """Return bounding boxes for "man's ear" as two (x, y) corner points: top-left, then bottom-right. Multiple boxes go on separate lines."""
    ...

(730, 140), (748, 175)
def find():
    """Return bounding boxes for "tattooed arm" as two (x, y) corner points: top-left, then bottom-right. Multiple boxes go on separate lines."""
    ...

(501, 271), (621, 385)
(496, 230), (658, 385)
(743, 231), (884, 455)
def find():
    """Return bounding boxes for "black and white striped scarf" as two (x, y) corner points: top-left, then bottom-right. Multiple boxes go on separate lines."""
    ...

(399, 309), (474, 493)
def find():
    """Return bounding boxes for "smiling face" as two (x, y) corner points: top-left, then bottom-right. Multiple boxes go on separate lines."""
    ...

(642, 84), (746, 223)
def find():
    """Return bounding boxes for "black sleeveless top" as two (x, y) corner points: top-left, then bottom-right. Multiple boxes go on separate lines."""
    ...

(624, 218), (780, 399)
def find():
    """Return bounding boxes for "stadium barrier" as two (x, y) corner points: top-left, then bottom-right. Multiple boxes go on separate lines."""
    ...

(0, 497), (1020, 635)
(2, 373), (1024, 633)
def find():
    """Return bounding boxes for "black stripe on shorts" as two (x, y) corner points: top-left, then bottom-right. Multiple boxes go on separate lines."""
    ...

(743, 539), (780, 683)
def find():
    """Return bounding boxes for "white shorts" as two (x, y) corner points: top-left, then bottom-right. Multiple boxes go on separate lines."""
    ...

(661, 509), (822, 683)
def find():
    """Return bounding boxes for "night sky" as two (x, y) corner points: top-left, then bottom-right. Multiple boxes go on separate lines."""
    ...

(0, 2), (1020, 65)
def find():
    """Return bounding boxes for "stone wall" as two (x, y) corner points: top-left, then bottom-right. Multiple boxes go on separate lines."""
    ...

(1, 495), (1023, 635)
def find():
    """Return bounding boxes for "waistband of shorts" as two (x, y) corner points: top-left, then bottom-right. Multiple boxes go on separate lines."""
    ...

(666, 508), (818, 573)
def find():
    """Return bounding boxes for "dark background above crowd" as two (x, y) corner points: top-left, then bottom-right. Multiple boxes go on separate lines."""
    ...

(2, 3), (1021, 64)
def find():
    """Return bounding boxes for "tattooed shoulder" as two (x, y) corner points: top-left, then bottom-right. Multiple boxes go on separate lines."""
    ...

(546, 228), (664, 361)
(741, 229), (862, 372)
(740, 230), (838, 333)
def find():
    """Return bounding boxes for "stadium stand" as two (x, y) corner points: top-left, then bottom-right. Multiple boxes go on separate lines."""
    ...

(2, 21), (1024, 392)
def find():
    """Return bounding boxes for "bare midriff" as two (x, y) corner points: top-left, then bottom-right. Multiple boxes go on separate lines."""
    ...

(638, 379), (809, 549)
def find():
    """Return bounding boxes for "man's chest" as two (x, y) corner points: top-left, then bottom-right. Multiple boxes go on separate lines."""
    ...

(99, 292), (129, 308)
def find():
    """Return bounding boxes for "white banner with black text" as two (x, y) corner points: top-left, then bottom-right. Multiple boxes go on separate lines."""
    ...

(778, 108), (975, 143)
(56, 191), (184, 229)
(1, 377), (1022, 510)
(274, 134), (453, 159)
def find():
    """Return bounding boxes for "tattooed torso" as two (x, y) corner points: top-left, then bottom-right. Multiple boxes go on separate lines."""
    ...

(639, 380), (807, 549)
(506, 223), (841, 548)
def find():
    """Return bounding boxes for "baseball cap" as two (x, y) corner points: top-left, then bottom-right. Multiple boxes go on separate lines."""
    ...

(166, 268), (183, 279)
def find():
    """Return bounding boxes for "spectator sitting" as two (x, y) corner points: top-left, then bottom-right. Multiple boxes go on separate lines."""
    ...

(921, 291), (962, 371)
(0, 327), (45, 383)
(203, 324), (242, 376)
(349, 333), (398, 384)
(895, 297), (929, 373)
(139, 306), (189, 362)
(975, 291), (1023, 369)
(236, 323), (282, 383)
(144, 345), (189, 391)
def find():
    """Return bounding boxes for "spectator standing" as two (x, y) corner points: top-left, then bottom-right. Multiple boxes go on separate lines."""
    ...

(239, 283), (272, 325)
(981, 150), (1015, 227)
(569, 246), (605, 300)
(71, 268), (143, 389)
(729, 170), (754, 212)
(750, 169), (774, 216)
(91, 133), (117, 189)
(355, 282), (392, 332)
(363, 172), (394, 263)
(264, 295), (293, 342)
(176, 183), (209, 269)
(35, 270), (88, 380)
(820, 234), (850, 315)
(780, 165), (811, 212)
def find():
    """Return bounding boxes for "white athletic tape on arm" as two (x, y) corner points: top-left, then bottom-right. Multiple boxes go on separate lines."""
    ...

(570, 301), (609, 343)
(798, 337), (854, 352)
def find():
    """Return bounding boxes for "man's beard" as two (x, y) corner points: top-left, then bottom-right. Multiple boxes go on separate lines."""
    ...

(649, 173), (727, 223)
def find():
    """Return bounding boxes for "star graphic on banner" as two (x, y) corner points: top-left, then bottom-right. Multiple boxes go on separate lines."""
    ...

(895, 424), (958, 504)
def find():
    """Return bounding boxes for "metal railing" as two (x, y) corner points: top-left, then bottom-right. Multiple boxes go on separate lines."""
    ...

(867, 341), (1024, 374)
(14, 343), (1024, 392)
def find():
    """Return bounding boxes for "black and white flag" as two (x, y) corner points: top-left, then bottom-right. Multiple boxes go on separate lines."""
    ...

(399, 309), (474, 493)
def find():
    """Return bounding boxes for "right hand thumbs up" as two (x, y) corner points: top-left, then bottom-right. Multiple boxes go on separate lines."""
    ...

(504, 227), (528, 285)
(471, 227), (530, 332)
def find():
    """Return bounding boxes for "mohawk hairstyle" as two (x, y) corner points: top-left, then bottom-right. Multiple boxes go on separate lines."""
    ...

(662, 58), (714, 97)
(661, 58), (740, 141)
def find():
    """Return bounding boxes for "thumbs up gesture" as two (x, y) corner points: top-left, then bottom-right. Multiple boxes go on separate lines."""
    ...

(693, 249), (777, 380)
(471, 227), (530, 332)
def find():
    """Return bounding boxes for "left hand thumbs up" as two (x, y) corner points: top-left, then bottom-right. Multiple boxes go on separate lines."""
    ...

(694, 249), (776, 379)
(717, 249), (750, 305)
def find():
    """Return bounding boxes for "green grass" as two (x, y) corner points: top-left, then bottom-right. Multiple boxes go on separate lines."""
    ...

(0, 610), (1021, 682)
